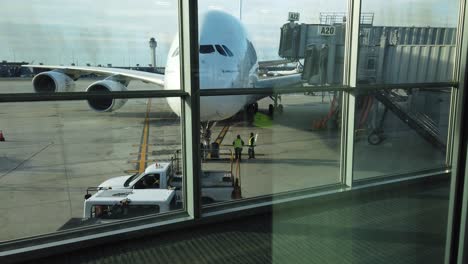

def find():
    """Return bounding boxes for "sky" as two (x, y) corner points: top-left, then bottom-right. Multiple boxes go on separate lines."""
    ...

(0, 0), (459, 66)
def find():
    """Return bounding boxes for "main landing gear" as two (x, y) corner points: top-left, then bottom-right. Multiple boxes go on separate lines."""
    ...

(268, 94), (283, 117)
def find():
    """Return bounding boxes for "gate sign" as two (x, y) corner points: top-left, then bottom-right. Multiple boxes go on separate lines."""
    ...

(319, 26), (336, 36)
(288, 12), (300, 21)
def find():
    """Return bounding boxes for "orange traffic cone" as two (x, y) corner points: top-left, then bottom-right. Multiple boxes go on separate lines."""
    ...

(0, 130), (4, 142)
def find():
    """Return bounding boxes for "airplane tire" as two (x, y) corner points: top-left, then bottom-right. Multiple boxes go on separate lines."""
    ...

(211, 142), (220, 158)
(368, 132), (383, 145)
(201, 197), (215, 204)
(247, 104), (256, 114)
(200, 143), (208, 162)
(278, 104), (284, 114)
(246, 104), (255, 123)
(268, 104), (274, 116)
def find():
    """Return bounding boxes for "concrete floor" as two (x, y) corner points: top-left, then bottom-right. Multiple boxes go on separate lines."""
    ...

(0, 79), (448, 242)
(25, 176), (450, 264)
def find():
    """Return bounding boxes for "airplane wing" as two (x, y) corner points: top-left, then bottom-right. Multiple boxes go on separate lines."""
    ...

(23, 65), (165, 87)
(254, 73), (303, 89)
(23, 65), (301, 89)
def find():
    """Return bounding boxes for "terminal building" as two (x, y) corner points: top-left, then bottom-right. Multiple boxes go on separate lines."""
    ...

(1, 4), (468, 264)
(0, 61), (31, 77)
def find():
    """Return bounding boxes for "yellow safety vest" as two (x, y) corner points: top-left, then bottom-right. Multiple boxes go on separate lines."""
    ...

(233, 138), (243, 148)
(249, 136), (254, 146)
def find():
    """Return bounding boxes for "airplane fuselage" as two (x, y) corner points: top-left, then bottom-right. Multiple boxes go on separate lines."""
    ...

(165, 11), (260, 121)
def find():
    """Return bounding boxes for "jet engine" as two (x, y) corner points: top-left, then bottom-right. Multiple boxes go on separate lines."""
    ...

(32, 71), (75, 93)
(86, 80), (128, 112)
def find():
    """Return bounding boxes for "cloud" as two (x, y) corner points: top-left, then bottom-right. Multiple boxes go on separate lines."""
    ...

(0, 0), (459, 64)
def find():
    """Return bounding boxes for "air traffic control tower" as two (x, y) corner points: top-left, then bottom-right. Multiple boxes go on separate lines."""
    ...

(279, 12), (456, 85)
(149, 37), (157, 71)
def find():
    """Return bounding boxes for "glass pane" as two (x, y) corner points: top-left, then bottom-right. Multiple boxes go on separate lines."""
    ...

(0, 1), (180, 93)
(0, 97), (183, 241)
(195, 1), (347, 205)
(358, 0), (459, 84)
(353, 87), (450, 180)
(198, 92), (342, 204)
(197, 0), (348, 88)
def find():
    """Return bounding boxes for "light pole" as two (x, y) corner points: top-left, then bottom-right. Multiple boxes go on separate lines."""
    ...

(239, 0), (242, 21)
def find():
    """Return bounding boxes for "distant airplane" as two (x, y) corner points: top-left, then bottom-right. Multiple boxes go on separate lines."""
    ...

(25, 10), (302, 149)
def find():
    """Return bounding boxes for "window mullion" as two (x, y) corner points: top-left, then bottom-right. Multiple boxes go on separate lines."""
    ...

(341, 0), (362, 187)
(445, 0), (468, 262)
(179, 0), (201, 219)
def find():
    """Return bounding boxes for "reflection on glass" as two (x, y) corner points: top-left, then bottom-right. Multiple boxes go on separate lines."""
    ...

(353, 88), (450, 179)
(0, 98), (182, 241)
(359, 0), (459, 84)
(199, 93), (342, 204)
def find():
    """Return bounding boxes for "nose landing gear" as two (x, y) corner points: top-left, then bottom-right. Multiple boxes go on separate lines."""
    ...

(200, 121), (216, 161)
(245, 103), (258, 123)
(268, 94), (283, 117)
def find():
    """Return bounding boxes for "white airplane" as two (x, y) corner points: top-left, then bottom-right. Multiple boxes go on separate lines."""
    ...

(25, 10), (302, 149)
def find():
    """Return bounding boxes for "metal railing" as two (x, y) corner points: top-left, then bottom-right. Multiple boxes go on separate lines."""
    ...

(319, 12), (374, 25)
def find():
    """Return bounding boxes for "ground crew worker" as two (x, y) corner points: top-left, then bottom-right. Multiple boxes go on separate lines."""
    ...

(232, 134), (245, 161)
(248, 132), (256, 159)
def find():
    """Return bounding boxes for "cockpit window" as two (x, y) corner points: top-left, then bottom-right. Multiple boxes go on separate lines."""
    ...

(222, 45), (234, 57)
(215, 45), (227, 56)
(200, 44), (233, 57)
(172, 47), (179, 57)
(200, 45), (215, 54)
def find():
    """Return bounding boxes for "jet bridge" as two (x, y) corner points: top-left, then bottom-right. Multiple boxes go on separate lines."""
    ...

(279, 12), (453, 149)
(279, 12), (456, 85)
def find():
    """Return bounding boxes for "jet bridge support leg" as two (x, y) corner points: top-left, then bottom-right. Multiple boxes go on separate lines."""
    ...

(368, 107), (388, 145)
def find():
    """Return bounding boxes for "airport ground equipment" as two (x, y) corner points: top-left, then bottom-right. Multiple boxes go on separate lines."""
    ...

(312, 92), (341, 130)
(86, 158), (236, 208)
(207, 125), (231, 159)
(83, 189), (176, 220)
(0, 60), (30, 77)
(57, 154), (236, 229)
(363, 89), (446, 151)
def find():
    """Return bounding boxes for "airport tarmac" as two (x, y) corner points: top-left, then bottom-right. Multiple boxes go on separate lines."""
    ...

(0, 79), (447, 241)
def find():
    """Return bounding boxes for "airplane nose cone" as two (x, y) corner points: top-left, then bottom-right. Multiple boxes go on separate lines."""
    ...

(200, 95), (247, 121)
